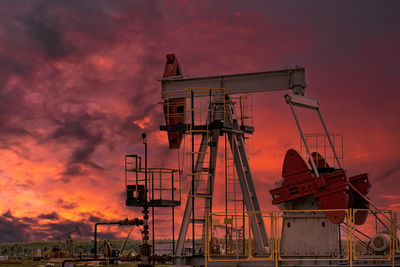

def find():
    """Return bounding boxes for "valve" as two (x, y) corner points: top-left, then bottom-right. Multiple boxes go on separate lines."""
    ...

(119, 218), (144, 226)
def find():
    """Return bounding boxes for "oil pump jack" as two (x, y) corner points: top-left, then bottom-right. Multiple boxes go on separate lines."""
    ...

(157, 54), (399, 266)
(122, 54), (398, 266)
(160, 55), (307, 261)
(50, 226), (81, 258)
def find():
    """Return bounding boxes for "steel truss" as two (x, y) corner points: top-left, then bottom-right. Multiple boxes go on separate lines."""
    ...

(171, 90), (269, 260)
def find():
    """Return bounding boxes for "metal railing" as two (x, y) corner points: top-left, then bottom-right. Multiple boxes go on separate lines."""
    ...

(205, 209), (398, 267)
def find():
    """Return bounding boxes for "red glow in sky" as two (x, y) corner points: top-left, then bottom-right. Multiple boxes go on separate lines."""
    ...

(0, 0), (399, 242)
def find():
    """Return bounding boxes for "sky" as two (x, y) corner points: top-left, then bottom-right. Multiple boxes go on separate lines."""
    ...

(0, 0), (399, 243)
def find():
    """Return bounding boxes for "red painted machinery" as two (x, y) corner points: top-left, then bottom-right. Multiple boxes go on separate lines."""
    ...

(162, 54), (185, 149)
(270, 149), (371, 225)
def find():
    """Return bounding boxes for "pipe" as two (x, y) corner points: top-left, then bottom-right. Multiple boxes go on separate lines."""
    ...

(62, 258), (119, 267)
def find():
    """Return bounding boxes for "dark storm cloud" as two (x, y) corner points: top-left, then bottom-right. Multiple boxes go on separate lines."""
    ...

(50, 111), (106, 141)
(18, 13), (74, 59)
(0, 90), (32, 140)
(50, 110), (106, 181)
(38, 212), (60, 220)
(0, 55), (29, 76)
(4, 0), (130, 60)
(0, 211), (31, 242)
(57, 199), (78, 210)
(0, 0), (171, 242)
(60, 165), (87, 183)
(3, 210), (14, 219)
(88, 216), (102, 223)
(62, 164), (88, 177)
(62, 139), (104, 182)
(0, 0), (398, 244)
(45, 221), (90, 240)
(0, 0), (164, 144)
(21, 217), (39, 224)
(4, 0), (164, 60)
(0, 210), (98, 242)
(70, 136), (103, 164)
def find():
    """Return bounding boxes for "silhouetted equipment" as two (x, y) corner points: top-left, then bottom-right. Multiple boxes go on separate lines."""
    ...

(94, 54), (400, 267)
(163, 54), (185, 149)
(160, 55), (307, 263)
(157, 54), (399, 266)
(270, 149), (370, 224)
(44, 245), (67, 258)
(55, 226), (81, 258)
(93, 218), (143, 259)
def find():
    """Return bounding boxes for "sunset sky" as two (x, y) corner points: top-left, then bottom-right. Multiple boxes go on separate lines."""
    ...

(0, 0), (399, 243)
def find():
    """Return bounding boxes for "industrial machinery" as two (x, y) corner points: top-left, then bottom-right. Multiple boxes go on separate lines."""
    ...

(93, 217), (144, 259)
(124, 133), (181, 265)
(53, 226), (81, 258)
(155, 54), (399, 266)
(63, 54), (399, 267)
(62, 217), (155, 266)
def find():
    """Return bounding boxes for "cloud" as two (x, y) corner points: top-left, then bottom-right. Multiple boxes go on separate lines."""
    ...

(0, 0), (172, 242)
(373, 162), (400, 183)
(0, 0), (399, 243)
(0, 210), (110, 243)
(57, 199), (78, 210)
(0, 211), (31, 243)
(18, 11), (74, 59)
(38, 212), (60, 220)
(0, 55), (29, 77)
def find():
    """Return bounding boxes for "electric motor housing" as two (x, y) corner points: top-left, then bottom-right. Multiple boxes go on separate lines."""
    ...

(370, 233), (391, 253)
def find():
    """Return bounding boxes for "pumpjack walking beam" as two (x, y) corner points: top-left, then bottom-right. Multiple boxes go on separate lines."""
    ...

(161, 68), (306, 99)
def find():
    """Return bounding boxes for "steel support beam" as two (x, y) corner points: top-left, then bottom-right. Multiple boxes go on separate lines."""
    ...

(161, 68), (306, 99)
(285, 97), (320, 178)
(175, 132), (209, 256)
(227, 120), (270, 255)
(285, 94), (342, 170)
(201, 128), (220, 250)
(175, 130), (220, 256)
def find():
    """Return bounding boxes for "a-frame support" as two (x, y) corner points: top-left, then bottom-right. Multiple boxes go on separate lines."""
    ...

(175, 131), (208, 255)
(175, 99), (269, 257)
(175, 128), (220, 255)
(227, 120), (270, 254)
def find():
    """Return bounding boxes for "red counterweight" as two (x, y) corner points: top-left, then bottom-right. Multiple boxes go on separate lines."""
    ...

(270, 149), (371, 224)
(162, 54), (185, 149)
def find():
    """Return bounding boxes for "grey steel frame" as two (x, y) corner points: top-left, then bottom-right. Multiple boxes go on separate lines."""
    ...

(164, 67), (307, 262)
(161, 68), (306, 100)
(175, 98), (270, 258)
(284, 94), (343, 174)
